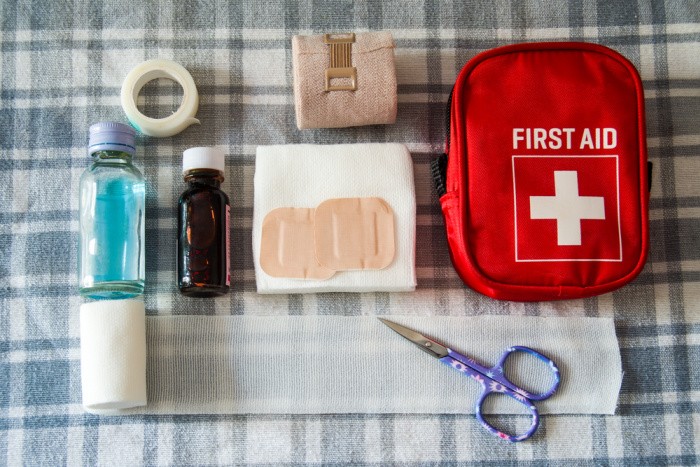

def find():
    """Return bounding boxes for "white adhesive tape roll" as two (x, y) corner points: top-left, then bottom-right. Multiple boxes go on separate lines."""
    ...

(120, 59), (200, 137)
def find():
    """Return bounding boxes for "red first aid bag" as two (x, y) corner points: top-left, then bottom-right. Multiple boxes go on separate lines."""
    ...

(432, 42), (649, 301)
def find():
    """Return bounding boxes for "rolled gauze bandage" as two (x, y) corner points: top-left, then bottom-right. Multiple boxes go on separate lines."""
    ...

(80, 299), (147, 412)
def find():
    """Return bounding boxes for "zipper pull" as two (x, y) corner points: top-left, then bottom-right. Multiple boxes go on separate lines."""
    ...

(431, 153), (448, 198)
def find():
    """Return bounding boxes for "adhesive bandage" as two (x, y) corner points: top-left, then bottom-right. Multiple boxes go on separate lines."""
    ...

(260, 207), (336, 280)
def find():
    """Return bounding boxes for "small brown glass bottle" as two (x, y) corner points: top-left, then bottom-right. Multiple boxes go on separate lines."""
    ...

(177, 147), (230, 297)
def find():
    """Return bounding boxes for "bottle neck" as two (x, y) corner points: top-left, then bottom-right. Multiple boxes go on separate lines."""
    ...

(92, 150), (133, 164)
(184, 169), (223, 188)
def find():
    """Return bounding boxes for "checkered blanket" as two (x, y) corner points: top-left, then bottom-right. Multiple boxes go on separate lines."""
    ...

(1, 1), (698, 464)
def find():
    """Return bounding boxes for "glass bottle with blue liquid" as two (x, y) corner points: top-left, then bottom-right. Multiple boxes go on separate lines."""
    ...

(79, 122), (145, 299)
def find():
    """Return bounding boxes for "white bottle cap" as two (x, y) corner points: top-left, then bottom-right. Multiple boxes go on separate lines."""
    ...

(182, 147), (225, 174)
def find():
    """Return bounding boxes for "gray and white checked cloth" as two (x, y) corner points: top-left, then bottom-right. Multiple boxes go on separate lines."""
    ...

(1, 1), (699, 465)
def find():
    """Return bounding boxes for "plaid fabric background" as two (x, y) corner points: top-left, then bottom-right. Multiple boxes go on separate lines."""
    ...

(1, 0), (699, 464)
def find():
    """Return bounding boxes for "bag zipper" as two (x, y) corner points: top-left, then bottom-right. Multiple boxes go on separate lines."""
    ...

(430, 86), (453, 198)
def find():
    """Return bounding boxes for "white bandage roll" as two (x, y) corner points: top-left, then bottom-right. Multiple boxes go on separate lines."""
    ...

(120, 59), (200, 137)
(80, 299), (147, 413)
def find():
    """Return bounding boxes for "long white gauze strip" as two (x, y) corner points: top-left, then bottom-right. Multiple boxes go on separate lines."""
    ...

(111, 315), (621, 415)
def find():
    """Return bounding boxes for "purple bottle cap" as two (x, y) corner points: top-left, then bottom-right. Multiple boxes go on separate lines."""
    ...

(88, 121), (136, 156)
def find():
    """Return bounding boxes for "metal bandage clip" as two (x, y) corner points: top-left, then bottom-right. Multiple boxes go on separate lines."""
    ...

(324, 33), (357, 91)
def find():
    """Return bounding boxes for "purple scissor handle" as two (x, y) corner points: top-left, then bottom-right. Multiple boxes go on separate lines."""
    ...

(379, 319), (560, 442)
(441, 346), (560, 442)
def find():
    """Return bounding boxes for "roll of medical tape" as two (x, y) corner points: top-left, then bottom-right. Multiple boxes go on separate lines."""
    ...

(120, 59), (200, 137)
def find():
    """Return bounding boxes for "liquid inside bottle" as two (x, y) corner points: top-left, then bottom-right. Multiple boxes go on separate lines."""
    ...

(177, 147), (230, 297)
(79, 122), (145, 299)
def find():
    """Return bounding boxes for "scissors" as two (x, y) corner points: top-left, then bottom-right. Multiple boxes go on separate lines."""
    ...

(379, 319), (560, 442)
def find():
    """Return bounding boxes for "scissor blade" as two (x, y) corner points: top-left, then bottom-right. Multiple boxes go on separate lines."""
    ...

(378, 318), (449, 359)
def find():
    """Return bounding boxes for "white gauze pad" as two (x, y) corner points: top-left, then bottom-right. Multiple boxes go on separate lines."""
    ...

(253, 143), (416, 293)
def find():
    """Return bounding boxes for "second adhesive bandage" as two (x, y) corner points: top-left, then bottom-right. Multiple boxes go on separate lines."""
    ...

(177, 147), (231, 297)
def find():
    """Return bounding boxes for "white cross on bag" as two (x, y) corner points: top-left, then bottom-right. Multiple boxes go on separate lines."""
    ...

(529, 171), (606, 246)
